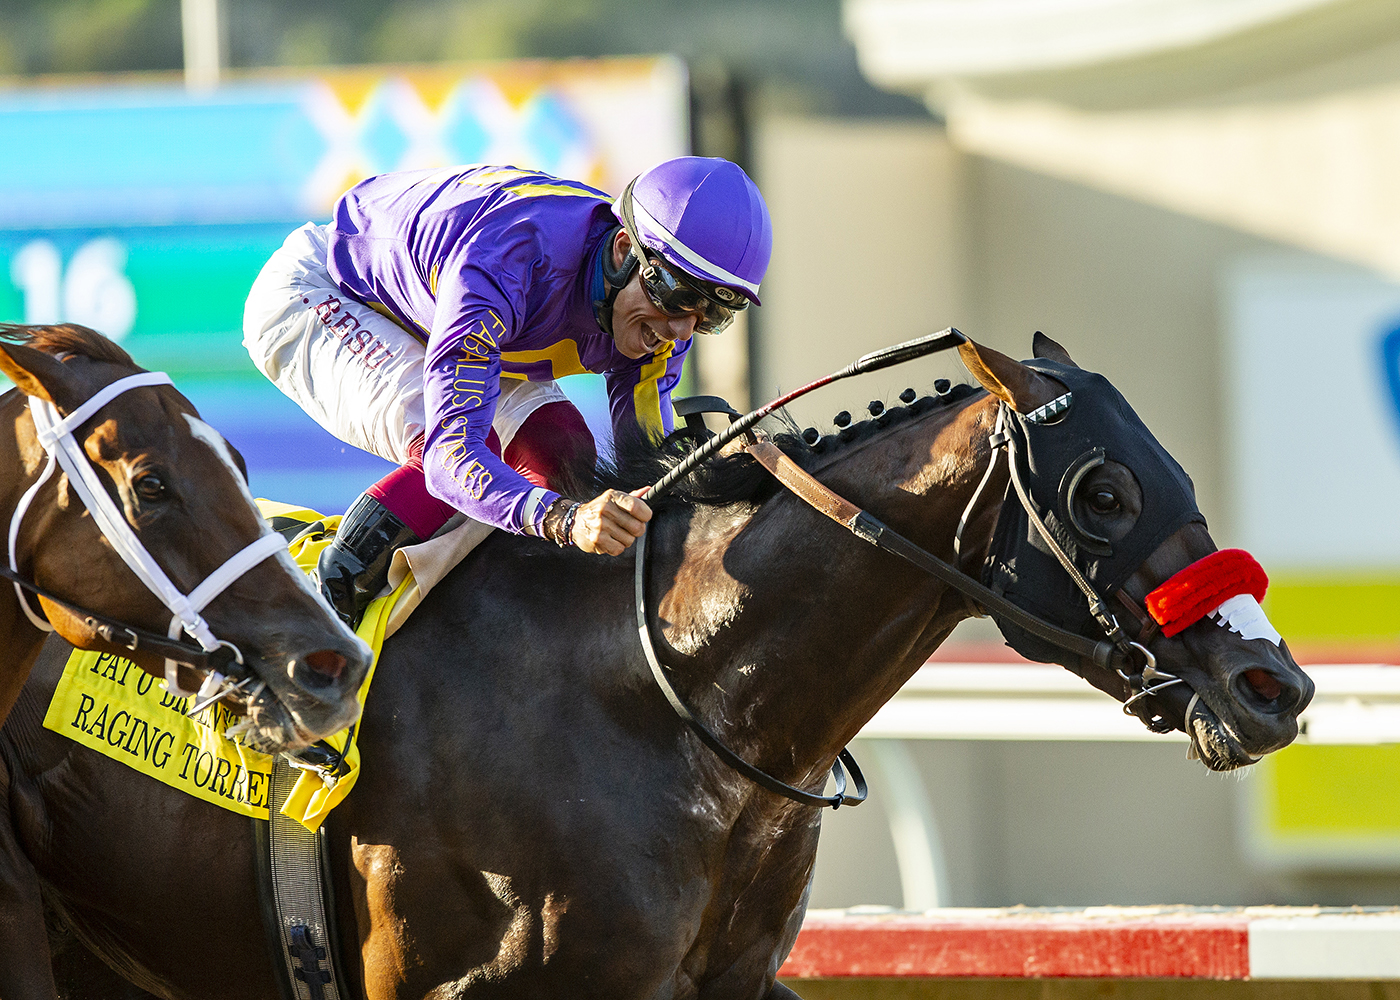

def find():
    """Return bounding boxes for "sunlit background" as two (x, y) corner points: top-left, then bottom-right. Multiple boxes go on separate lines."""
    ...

(6, 0), (1400, 915)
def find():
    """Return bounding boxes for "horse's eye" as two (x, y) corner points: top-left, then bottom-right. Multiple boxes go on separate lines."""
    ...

(134, 474), (167, 502)
(1087, 489), (1120, 514)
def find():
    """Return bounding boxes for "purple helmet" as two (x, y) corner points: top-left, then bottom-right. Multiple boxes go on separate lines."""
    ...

(613, 156), (772, 305)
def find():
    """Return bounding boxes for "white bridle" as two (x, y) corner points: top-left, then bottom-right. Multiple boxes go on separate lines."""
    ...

(7, 370), (289, 699)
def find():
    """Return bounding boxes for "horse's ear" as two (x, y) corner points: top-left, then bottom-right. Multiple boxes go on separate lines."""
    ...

(224, 437), (251, 484)
(958, 338), (1067, 414)
(1032, 331), (1078, 367)
(0, 342), (82, 409)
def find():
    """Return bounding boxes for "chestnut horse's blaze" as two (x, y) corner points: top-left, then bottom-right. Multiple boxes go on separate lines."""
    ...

(0, 333), (1311, 1000)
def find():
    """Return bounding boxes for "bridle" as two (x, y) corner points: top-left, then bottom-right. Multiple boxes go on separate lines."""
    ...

(954, 400), (1186, 731)
(4, 370), (291, 710)
(634, 331), (1199, 811)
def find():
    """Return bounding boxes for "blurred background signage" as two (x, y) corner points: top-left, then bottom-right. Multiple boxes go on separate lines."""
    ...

(1227, 261), (1400, 646)
(0, 59), (687, 511)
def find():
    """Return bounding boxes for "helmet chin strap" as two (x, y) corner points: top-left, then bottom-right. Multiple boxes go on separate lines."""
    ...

(592, 225), (638, 336)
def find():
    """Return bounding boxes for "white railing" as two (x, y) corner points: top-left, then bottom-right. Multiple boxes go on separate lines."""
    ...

(849, 656), (1400, 909)
(861, 661), (1400, 744)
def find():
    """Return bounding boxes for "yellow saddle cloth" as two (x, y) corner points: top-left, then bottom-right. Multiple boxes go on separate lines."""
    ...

(42, 500), (410, 832)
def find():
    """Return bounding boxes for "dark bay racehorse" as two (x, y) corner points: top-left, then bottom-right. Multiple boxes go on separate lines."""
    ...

(3, 336), (1311, 999)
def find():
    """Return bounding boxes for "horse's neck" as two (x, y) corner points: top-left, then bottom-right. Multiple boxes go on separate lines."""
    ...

(654, 395), (1005, 778)
(0, 606), (45, 722)
(0, 391), (52, 719)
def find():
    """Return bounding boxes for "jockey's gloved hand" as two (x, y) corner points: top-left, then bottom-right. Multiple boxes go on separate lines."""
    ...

(544, 489), (651, 555)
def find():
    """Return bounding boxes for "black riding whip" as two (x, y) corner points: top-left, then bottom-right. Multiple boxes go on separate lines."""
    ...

(644, 327), (966, 501)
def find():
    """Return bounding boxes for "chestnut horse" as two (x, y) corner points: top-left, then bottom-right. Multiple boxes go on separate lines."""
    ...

(4, 336), (1311, 999)
(0, 324), (371, 744)
(0, 324), (372, 996)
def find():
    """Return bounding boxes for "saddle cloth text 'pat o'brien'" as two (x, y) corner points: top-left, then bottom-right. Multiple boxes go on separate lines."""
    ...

(41, 500), (492, 831)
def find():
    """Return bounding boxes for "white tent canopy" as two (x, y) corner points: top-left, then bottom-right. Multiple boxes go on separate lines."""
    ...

(844, 0), (1400, 278)
(846, 0), (1400, 109)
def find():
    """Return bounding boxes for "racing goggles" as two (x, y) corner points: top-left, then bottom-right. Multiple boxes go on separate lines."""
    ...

(618, 179), (747, 335)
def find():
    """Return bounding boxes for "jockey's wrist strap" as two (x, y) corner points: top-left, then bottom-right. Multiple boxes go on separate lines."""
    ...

(561, 503), (581, 548)
(542, 497), (581, 548)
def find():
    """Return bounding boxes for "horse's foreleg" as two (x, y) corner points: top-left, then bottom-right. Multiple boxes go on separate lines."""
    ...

(765, 984), (805, 1000)
(0, 755), (58, 999)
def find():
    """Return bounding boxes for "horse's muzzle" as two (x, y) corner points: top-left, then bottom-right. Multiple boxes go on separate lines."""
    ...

(1161, 630), (1315, 769)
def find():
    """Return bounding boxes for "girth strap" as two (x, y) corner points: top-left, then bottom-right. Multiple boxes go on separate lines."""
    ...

(263, 755), (347, 1000)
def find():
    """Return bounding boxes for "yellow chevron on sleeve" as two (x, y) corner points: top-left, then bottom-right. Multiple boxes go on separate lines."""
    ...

(501, 339), (588, 378)
(631, 344), (674, 440)
(502, 182), (608, 201)
(455, 168), (534, 188)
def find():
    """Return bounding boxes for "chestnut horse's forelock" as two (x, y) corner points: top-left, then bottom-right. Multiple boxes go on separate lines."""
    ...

(0, 323), (138, 369)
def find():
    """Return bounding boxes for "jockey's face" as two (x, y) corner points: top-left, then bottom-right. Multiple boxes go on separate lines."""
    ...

(610, 230), (698, 360)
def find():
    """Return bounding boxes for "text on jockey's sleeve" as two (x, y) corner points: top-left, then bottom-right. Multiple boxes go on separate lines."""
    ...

(242, 157), (769, 627)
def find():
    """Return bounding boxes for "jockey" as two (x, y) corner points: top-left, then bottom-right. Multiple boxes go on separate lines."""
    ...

(243, 157), (772, 627)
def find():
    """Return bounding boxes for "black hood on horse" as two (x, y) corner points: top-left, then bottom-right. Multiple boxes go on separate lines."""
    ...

(983, 357), (1205, 665)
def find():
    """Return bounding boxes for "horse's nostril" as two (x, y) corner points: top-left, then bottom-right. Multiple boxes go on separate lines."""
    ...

(304, 650), (346, 680)
(1244, 668), (1283, 702)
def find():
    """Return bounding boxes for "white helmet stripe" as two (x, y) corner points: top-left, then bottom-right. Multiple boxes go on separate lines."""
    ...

(629, 197), (761, 297)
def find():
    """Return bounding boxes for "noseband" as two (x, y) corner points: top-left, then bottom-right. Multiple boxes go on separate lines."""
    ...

(5, 371), (290, 707)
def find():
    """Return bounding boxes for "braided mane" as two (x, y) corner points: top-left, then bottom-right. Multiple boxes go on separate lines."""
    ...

(580, 382), (982, 512)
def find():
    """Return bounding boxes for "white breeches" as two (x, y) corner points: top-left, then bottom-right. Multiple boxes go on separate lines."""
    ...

(243, 223), (567, 465)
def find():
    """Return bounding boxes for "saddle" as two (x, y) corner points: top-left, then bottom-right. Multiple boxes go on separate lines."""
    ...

(262, 499), (495, 642)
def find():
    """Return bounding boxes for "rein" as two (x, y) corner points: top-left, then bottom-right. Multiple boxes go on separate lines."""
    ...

(0, 562), (237, 672)
(634, 332), (1202, 809)
(7, 370), (291, 705)
(742, 436), (1127, 674)
(744, 414), (1186, 731)
(634, 329), (973, 811)
(633, 540), (866, 809)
